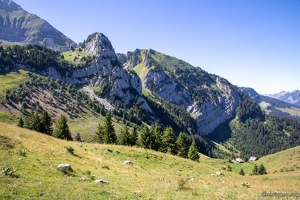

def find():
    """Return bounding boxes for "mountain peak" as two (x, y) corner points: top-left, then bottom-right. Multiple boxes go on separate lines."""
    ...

(0, 0), (22, 11)
(84, 32), (114, 56)
(0, 0), (76, 51)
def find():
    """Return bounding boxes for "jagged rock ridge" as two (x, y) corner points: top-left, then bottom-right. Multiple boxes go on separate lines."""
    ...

(266, 90), (300, 106)
(240, 87), (300, 121)
(121, 49), (241, 135)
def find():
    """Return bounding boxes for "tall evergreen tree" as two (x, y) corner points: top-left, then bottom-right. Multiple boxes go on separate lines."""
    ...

(161, 126), (176, 154)
(117, 125), (131, 146)
(17, 116), (24, 128)
(258, 164), (267, 175)
(149, 123), (162, 151)
(103, 111), (117, 144)
(129, 124), (138, 146)
(252, 164), (258, 175)
(53, 115), (72, 141)
(176, 132), (190, 158)
(188, 141), (200, 162)
(26, 111), (42, 132)
(139, 125), (151, 149)
(94, 111), (116, 144)
(40, 110), (52, 135)
(94, 123), (105, 143)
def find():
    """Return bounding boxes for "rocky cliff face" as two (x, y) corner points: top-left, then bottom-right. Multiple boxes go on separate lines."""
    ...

(122, 49), (241, 135)
(0, 0), (76, 51)
(190, 77), (240, 135)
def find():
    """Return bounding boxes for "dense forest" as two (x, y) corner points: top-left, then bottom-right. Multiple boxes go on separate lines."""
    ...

(208, 93), (300, 159)
(0, 45), (94, 76)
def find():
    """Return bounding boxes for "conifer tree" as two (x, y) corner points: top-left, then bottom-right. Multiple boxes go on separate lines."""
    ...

(40, 110), (52, 135)
(161, 126), (176, 154)
(252, 164), (258, 175)
(95, 111), (116, 144)
(17, 116), (24, 128)
(149, 123), (162, 151)
(139, 125), (151, 149)
(258, 164), (267, 175)
(28, 111), (42, 132)
(117, 125), (131, 145)
(94, 123), (105, 143)
(53, 115), (72, 140)
(75, 133), (82, 142)
(129, 124), (138, 146)
(176, 132), (190, 158)
(239, 168), (245, 176)
(103, 111), (117, 144)
(188, 141), (200, 162)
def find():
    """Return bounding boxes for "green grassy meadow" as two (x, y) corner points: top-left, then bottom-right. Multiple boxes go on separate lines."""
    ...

(0, 70), (30, 99)
(1, 122), (299, 199)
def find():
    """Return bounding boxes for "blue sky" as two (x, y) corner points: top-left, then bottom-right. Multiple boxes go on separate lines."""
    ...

(14, 0), (300, 94)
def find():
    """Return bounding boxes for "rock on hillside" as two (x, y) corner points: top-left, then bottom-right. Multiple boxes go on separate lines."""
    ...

(0, 0), (76, 51)
(122, 49), (241, 135)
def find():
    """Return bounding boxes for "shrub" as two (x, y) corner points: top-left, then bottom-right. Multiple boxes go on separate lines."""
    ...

(239, 168), (245, 176)
(65, 146), (74, 155)
(1, 166), (16, 177)
(226, 165), (232, 172)
(86, 170), (95, 180)
(177, 178), (188, 190)
(19, 149), (27, 157)
(101, 165), (110, 170)
(241, 181), (250, 188)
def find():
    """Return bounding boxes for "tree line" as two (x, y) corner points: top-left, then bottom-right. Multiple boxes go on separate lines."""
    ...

(17, 110), (200, 162)
(94, 111), (200, 161)
(18, 110), (72, 141)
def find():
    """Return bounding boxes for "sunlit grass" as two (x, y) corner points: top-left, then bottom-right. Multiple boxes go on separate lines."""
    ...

(0, 70), (29, 99)
(0, 122), (299, 199)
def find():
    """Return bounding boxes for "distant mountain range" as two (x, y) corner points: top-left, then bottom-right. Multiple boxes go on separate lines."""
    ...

(265, 90), (300, 107)
(0, 0), (76, 51)
(240, 87), (300, 121)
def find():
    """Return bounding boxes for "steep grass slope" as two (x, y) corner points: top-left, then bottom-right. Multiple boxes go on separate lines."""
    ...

(1, 122), (299, 199)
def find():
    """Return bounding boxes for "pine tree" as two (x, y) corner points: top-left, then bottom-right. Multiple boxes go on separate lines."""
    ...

(94, 123), (105, 143)
(129, 124), (138, 146)
(252, 164), (258, 175)
(94, 111), (117, 144)
(176, 132), (190, 158)
(117, 125), (131, 145)
(53, 115), (72, 140)
(258, 164), (267, 175)
(188, 142), (199, 162)
(149, 123), (162, 151)
(139, 125), (151, 149)
(27, 111), (42, 132)
(40, 110), (52, 135)
(17, 116), (24, 128)
(75, 133), (82, 142)
(103, 111), (117, 144)
(161, 126), (176, 154)
(239, 168), (245, 176)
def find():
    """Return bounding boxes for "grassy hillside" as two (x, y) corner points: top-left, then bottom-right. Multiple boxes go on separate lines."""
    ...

(1, 122), (299, 199)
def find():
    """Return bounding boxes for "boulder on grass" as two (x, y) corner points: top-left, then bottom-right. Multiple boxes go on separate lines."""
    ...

(95, 179), (109, 184)
(124, 160), (133, 165)
(58, 164), (72, 170)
